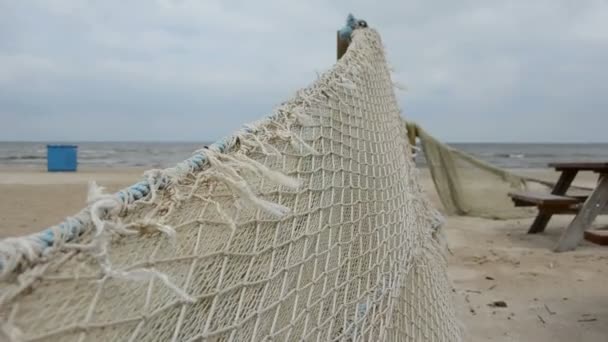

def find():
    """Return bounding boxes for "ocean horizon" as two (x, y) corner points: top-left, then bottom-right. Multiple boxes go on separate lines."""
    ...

(1, 141), (607, 169)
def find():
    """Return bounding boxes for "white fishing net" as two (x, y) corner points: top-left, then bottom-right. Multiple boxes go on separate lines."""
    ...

(405, 122), (557, 220)
(0, 28), (460, 341)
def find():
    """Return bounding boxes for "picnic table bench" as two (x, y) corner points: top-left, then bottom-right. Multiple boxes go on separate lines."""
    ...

(508, 162), (608, 252)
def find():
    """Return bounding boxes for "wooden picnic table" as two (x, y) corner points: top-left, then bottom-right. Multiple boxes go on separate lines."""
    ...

(526, 162), (608, 252)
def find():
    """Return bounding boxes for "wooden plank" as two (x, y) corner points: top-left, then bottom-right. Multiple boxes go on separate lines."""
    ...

(549, 162), (608, 173)
(554, 175), (608, 252)
(337, 31), (349, 60)
(511, 191), (590, 207)
(539, 207), (581, 215)
(571, 193), (592, 201)
(584, 230), (608, 246)
(542, 203), (608, 215)
(511, 198), (536, 207)
(528, 170), (578, 234)
(508, 192), (582, 206)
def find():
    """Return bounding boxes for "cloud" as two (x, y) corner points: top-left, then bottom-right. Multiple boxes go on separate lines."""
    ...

(1, 1), (608, 142)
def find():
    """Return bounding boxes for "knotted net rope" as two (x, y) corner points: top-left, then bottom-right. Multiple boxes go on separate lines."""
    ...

(0, 27), (461, 341)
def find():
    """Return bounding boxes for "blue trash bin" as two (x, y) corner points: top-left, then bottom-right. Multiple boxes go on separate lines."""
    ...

(47, 145), (78, 172)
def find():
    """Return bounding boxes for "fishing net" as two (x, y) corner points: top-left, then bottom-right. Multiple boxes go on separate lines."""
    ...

(405, 122), (555, 220)
(0, 28), (461, 341)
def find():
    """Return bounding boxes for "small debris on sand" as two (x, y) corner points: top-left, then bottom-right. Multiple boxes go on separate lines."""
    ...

(488, 301), (508, 308)
(578, 318), (597, 323)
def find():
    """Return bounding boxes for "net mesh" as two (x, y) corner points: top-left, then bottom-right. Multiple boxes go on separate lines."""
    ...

(0, 28), (460, 341)
(405, 122), (557, 220)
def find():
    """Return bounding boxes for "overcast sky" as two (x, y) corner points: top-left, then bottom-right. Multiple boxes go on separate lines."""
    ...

(1, 1), (607, 142)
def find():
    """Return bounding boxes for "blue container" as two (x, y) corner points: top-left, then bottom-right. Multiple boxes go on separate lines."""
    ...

(47, 145), (78, 172)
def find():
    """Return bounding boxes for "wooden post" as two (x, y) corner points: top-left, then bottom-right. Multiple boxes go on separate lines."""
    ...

(555, 175), (608, 252)
(337, 31), (349, 60)
(527, 170), (578, 233)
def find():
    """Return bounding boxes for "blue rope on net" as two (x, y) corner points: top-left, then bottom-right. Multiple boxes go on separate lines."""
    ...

(338, 13), (367, 41)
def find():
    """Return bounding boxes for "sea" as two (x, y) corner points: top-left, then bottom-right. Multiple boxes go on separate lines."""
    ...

(0, 142), (607, 169)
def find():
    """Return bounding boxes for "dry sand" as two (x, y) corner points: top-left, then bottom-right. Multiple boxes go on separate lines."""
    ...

(0, 166), (607, 341)
(0, 166), (145, 238)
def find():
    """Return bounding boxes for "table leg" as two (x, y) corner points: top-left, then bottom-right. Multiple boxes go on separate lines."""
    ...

(527, 170), (578, 234)
(554, 175), (608, 252)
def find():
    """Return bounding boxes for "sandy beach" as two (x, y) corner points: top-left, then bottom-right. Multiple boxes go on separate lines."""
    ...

(0, 166), (607, 341)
